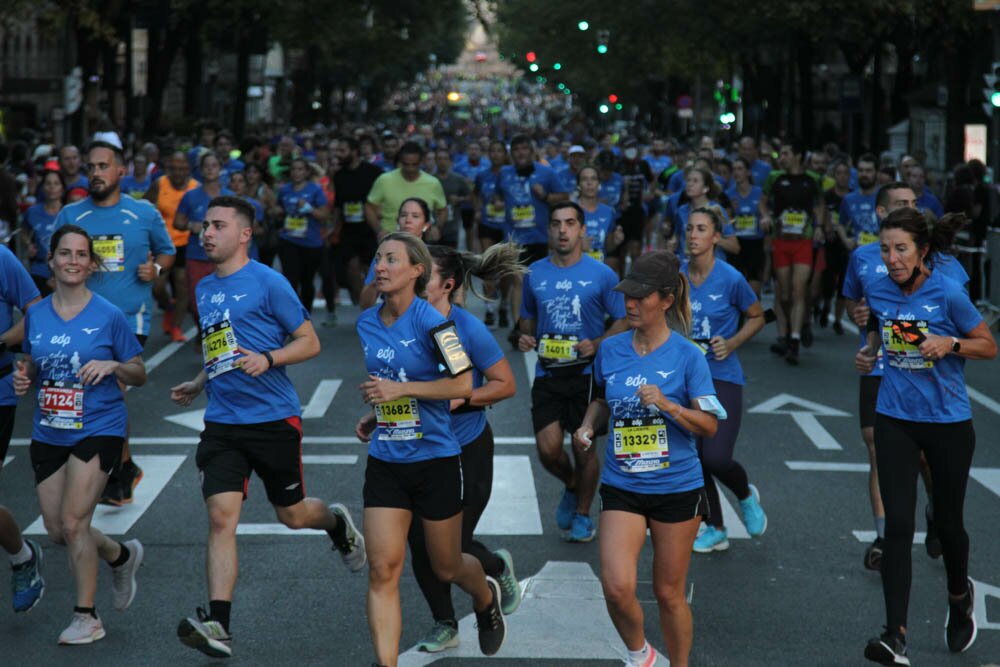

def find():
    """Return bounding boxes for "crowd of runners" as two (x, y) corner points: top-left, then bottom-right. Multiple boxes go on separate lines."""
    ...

(0, 118), (995, 667)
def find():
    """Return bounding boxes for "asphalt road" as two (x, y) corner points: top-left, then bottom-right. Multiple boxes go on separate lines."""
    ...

(2, 295), (999, 666)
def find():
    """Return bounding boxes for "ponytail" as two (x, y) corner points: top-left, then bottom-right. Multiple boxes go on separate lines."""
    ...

(429, 242), (527, 303)
(665, 273), (692, 336)
(928, 212), (966, 260)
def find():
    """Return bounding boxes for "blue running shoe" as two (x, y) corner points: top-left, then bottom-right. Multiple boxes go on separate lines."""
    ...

(566, 514), (596, 542)
(12, 538), (44, 613)
(693, 525), (729, 553)
(739, 484), (768, 537)
(556, 489), (577, 531)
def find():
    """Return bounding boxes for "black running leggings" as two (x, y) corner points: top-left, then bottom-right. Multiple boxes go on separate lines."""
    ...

(278, 240), (322, 313)
(697, 380), (750, 528)
(874, 414), (975, 631)
(408, 422), (504, 623)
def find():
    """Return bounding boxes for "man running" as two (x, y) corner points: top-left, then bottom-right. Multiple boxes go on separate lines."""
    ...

(54, 141), (176, 506)
(170, 196), (366, 658)
(517, 202), (626, 542)
(332, 137), (382, 304)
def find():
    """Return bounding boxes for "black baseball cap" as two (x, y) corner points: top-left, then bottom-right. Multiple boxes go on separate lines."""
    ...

(613, 251), (681, 298)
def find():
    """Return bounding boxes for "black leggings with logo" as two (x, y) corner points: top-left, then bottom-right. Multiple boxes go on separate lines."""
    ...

(874, 414), (975, 632)
(278, 239), (322, 313)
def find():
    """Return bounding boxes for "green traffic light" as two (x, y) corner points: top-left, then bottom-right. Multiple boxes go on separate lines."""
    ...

(578, 21), (589, 31)
(992, 91), (1000, 107)
(597, 44), (608, 54)
(553, 63), (562, 70)
(615, 103), (623, 111)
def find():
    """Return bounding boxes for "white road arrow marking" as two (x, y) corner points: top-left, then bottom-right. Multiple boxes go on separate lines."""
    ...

(25, 455), (186, 536)
(748, 393), (850, 450)
(853, 530), (927, 544)
(477, 456), (542, 535)
(971, 577), (1000, 632)
(2, 455), (12, 468)
(970, 467), (1000, 499)
(399, 561), (627, 665)
(301, 379), (342, 418)
(523, 349), (537, 388)
(164, 408), (206, 431)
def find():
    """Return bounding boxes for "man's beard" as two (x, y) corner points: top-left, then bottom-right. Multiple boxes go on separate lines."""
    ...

(89, 183), (116, 201)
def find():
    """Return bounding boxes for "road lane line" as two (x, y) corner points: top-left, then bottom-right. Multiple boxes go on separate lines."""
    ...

(141, 326), (200, 375)
(2, 455), (12, 467)
(301, 455), (357, 464)
(9, 435), (543, 447)
(785, 461), (869, 472)
(477, 455), (543, 535)
(301, 379), (342, 418)
(523, 350), (537, 388)
(853, 530), (925, 544)
(967, 386), (1000, 416)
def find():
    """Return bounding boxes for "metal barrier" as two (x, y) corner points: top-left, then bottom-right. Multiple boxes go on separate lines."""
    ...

(957, 234), (1000, 328)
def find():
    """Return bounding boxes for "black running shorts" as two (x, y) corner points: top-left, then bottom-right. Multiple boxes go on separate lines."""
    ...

(599, 483), (709, 523)
(363, 454), (462, 520)
(30, 436), (123, 484)
(530, 374), (593, 435)
(196, 417), (306, 507)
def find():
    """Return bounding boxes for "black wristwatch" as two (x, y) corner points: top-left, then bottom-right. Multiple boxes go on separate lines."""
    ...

(951, 337), (961, 354)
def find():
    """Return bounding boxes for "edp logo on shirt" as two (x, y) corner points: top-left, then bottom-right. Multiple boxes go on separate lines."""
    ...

(50, 334), (71, 347)
(376, 347), (396, 363)
(624, 374), (648, 387)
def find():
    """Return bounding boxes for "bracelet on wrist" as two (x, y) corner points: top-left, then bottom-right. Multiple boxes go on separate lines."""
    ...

(262, 350), (275, 369)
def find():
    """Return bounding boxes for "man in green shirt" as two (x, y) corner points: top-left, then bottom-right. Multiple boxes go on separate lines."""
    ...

(365, 141), (447, 239)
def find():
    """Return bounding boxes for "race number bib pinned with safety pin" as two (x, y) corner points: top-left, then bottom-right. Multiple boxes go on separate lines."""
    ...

(734, 215), (757, 235)
(882, 319), (933, 370)
(512, 205), (535, 229)
(202, 320), (242, 379)
(538, 334), (579, 362)
(431, 321), (473, 377)
(93, 234), (125, 272)
(613, 416), (669, 473)
(284, 216), (307, 237)
(375, 398), (422, 440)
(586, 250), (605, 262)
(780, 211), (807, 236)
(39, 379), (84, 430)
(344, 202), (364, 223)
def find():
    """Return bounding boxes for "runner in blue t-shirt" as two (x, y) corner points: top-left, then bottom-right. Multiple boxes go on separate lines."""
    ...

(836, 153), (879, 250)
(169, 196), (364, 659)
(855, 207), (997, 665)
(518, 202), (627, 542)
(54, 141), (176, 506)
(275, 158), (330, 313)
(14, 224), (145, 645)
(175, 152), (233, 334)
(354, 231), (507, 663)
(673, 167), (738, 259)
(0, 243), (43, 615)
(407, 243), (527, 651)
(577, 165), (624, 274)
(726, 158), (766, 295)
(21, 168), (65, 295)
(574, 250), (721, 667)
(472, 141), (512, 327)
(680, 207), (767, 553)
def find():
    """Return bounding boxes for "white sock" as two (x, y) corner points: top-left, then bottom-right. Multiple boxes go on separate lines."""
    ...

(627, 640), (650, 665)
(9, 541), (32, 567)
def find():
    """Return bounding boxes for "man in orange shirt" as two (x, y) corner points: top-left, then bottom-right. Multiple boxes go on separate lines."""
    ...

(146, 151), (198, 342)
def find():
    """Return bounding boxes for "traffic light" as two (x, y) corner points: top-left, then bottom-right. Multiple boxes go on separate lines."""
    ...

(526, 51), (537, 63)
(597, 29), (610, 54)
(599, 104), (610, 114)
(529, 63), (539, 72)
(578, 20), (589, 31)
(983, 61), (1000, 115)
(553, 62), (562, 71)
(608, 94), (618, 104)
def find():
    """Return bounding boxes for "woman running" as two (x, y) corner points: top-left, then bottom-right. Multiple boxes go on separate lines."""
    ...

(275, 157), (331, 312)
(681, 206), (767, 553)
(359, 197), (435, 309)
(354, 232), (506, 667)
(22, 167), (65, 296)
(575, 250), (722, 667)
(577, 165), (625, 275)
(857, 207), (997, 665)
(13, 225), (146, 645)
(408, 243), (525, 652)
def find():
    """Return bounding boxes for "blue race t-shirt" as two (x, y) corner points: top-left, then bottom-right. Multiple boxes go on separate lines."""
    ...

(582, 203), (617, 254)
(54, 196), (176, 336)
(177, 186), (235, 262)
(120, 175), (151, 199)
(23, 204), (60, 278)
(496, 162), (566, 245)
(24, 294), (142, 445)
(916, 191), (944, 218)
(594, 330), (715, 494)
(278, 181), (329, 248)
(725, 185), (764, 240)
(357, 297), (462, 463)
(448, 305), (504, 446)
(751, 160), (771, 189)
(682, 260), (758, 385)
(599, 172), (624, 212)
(196, 261), (308, 424)
(867, 270), (983, 423)
(0, 246), (40, 406)
(842, 241), (888, 377)
(520, 255), (625, 377)
(474, 169), (508, 231)
(840, 191), (879, 246)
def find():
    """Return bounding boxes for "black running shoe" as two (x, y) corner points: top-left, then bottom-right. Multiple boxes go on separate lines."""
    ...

(945, 578), (977, 653)
(924, 503), (942, 559)
(498, 309), (509, 328)
(98, 470), (124, 506)
(476, 577), (506, 656)
(864, 629), (909, 665)
(770, 337), (789, 356)
(785, 338), (800, 366)
(484, 311), (496, 327)
(801, 324), (814, 348)
(864, 537), (884, 571)
(833, 320), (845, 335)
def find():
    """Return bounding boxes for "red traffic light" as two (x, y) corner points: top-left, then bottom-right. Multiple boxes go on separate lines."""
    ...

(526, 51), (537, 63)
(608, 94), (619, 104)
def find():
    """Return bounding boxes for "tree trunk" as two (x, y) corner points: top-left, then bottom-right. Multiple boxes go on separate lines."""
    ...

(797, 38), (814, 144)
(233, 22), (250, 139)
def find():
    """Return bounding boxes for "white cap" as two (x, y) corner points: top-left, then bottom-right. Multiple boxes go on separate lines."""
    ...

(568, 145), (585, 155)
(92, 131), (123, 149)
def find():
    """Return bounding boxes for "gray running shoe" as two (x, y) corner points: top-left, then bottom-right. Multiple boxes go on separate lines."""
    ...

(111, 539), (144, 611)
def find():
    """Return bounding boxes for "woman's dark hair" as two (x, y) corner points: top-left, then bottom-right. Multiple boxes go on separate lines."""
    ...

(880, 208), (966, 266)
(398, 197), (431, 223)
(685, 166), (721, 201)
(429, 243), (527, 303)
(576, 164), (599, 186)
(199, 150), (221, 170)
(40, 168), (67, 201)
(244, 161), (273, 187)
(49, 224), (104, 271)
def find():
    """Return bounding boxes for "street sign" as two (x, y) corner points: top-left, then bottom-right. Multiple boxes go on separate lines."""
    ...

(131, 28), (148, 97)
(677, 94), (693, 109)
